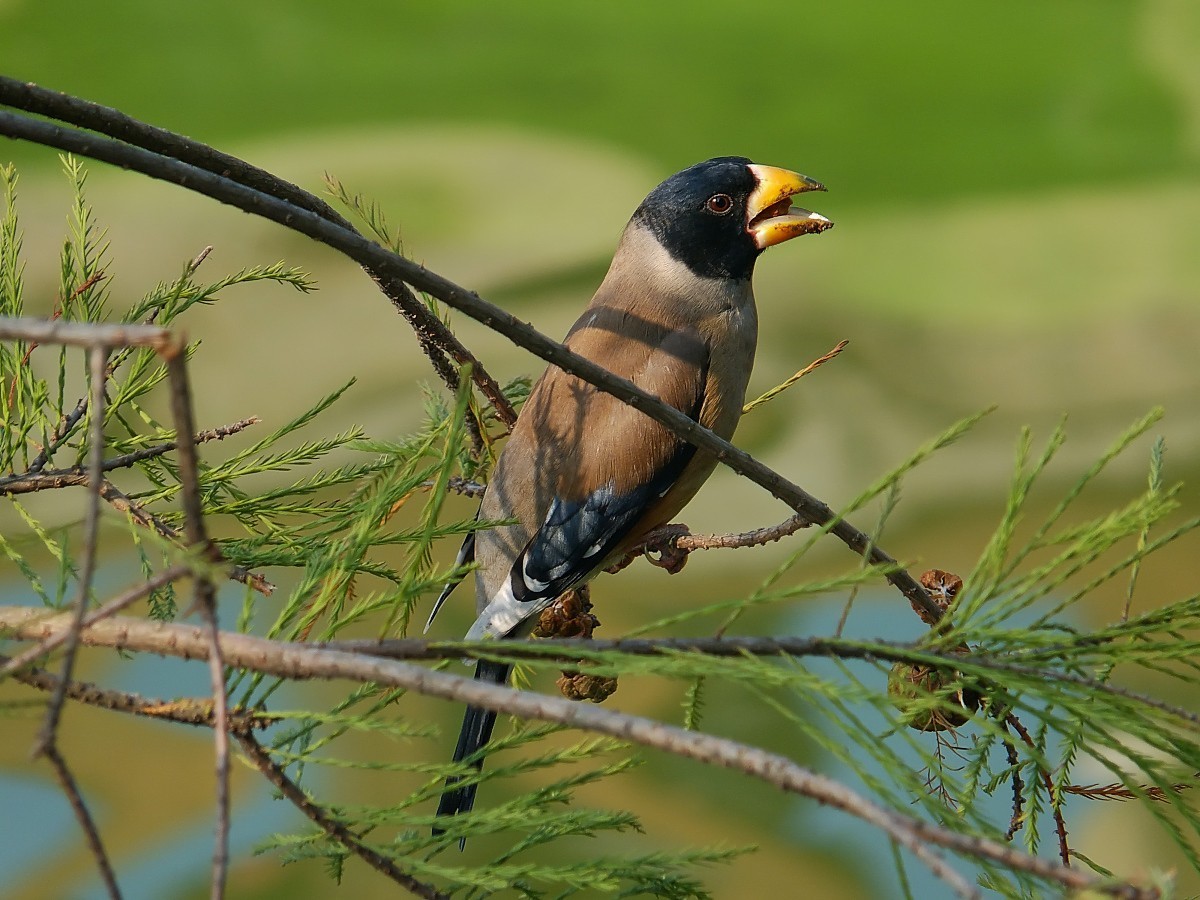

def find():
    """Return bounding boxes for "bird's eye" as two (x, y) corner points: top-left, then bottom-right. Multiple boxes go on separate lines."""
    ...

(705, 193), (733, 215)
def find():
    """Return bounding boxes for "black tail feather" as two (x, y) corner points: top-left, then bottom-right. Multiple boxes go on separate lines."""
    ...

(434, 659), (512, 846)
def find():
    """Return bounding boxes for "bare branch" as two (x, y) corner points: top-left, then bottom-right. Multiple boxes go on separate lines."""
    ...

(97, 415), (262, 471)
(444, 475), (485, 497)
(0, 608), (1154, 899)
(99, 476), (269, 595)
(42, 745), (122, 899)
(0, 316), (172, 350)
(890, 829), (983, 900)
(0, 470), (92, 495)
(32, 345), (109, 759)
(1006, 713), (1071, 867)
(0, 108), (942, 621)
(5, 654), (276, 731)
(28, 394), (89, 474)
(1004, 737), (1025, 841)
(667, 515), (812, 552)
(608, 514), (813, 575)
(318, 635), (1200, 728)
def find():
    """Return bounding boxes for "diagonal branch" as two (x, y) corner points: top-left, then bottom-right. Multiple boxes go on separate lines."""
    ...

(0, 608), (1155, 899)
(0, 76), (515, 429)
(29, 394), (88, 474)
(42, 744), (122, 899)
(24, 345), (120, 899)
(236, 733), (449, 900)
(5, 654), (276, 731)
(0, 415), (262, 490)
(742, 338), (849, 414)
(0, 105), (942, 622)
(94, 415), (261, 471)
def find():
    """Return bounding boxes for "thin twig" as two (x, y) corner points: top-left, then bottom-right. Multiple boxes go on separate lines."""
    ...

(42, 744), (122, 899)
(189, 245), (213, 271)
(5, 655), (276, 731)
(32, 344), (108, 759)
(164, 348), (229, 900)
(443, 475), (485, 497)
(891, 832), (982, 900)
(0, 107), (943, 623)
(607, 515), (813, 576)
(28, 394), (88, 474)
(1, 416), (261, 489)
(0, 467), (274, 596)
(648, 514), (812, 554)
(1004, 737), (1025, 841)
(0, 609), (1154, 899)
(1061, 779), (1194, 802)
(1006, 713), (1071, 867)
(742, 339), (849, 414)
(96, 415), (262, 472)
(236, 733), (449, 900)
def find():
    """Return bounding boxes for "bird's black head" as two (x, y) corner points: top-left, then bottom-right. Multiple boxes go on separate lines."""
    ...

(631, 156), (832, 281)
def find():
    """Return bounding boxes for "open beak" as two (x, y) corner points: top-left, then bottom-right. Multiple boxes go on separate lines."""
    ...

(746, 164), (833, 249)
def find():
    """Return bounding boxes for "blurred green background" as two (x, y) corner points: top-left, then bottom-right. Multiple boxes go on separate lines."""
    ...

(2, 0), (1199, 897)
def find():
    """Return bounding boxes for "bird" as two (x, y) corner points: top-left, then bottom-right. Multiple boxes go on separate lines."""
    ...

(427, 156), (832, 837)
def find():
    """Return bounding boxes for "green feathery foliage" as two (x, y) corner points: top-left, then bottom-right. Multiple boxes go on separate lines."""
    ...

(0, 160), (739, 899)
(3, 160), (1198, 899)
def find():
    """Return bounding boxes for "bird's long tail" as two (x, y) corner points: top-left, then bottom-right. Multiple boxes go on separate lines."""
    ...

(434, 659), (512, 841)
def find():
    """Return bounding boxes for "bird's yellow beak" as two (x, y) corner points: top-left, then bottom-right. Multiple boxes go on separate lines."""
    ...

(746, 164), (833, 249)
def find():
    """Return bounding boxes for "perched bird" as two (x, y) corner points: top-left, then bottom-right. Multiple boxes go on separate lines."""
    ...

(429, 156), (832, 834)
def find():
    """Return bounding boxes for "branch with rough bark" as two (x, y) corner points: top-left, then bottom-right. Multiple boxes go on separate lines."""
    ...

(0, 607), (1156, 900)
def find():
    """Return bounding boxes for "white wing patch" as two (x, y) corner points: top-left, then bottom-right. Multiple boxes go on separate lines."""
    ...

(521, 558), (550, 593)
(465, 578), (532, 641)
